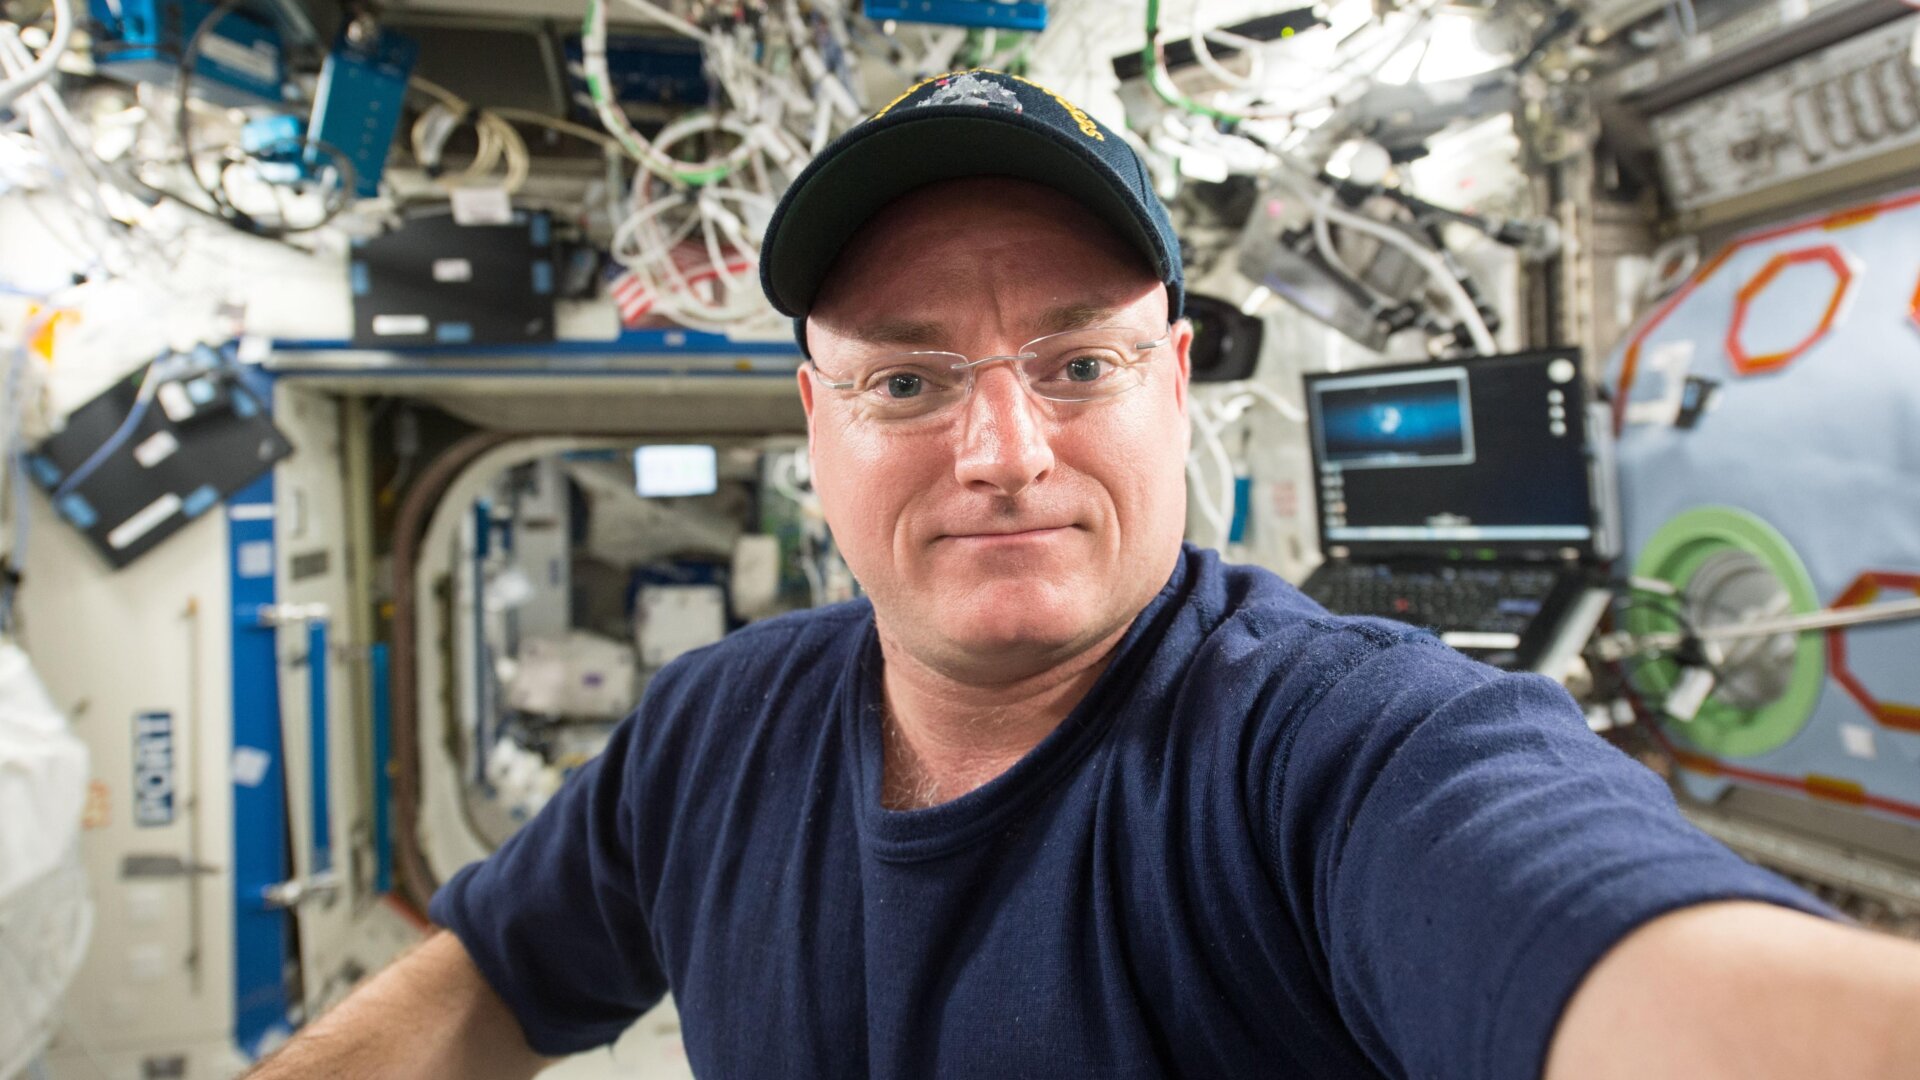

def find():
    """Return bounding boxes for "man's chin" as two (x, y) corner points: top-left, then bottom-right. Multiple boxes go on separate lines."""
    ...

(938, 585), (1100, 656)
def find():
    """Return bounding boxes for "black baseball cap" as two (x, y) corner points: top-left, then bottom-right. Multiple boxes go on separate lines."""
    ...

(759, 69), (1185, 355)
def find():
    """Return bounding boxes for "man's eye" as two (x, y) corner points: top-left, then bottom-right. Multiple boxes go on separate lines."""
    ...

(1064, 356), (1108, 382)
(885, 373), (924, 399)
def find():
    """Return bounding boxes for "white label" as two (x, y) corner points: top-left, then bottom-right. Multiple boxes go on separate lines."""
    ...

(1840, 722), (1878, 759)
(371, 314), (430, 336)
(1623, 339), (1695, 427)
(128, 942), (169, 982)
(132, 429), (180, 468)
(231, 746), (272, 788)
(237, 539), (273, 578)
(198, 33), (279, 85)
(229, 503), (275, 521)
(1440, 631), (1523, 650)
(432, 258), (474, 283)
(1619, 59), (1660, 93)
(157, 380), (194, 422)
(450, 186), (513, 226)
(132, 711), (174, 827)
(108, 492), (183, 550)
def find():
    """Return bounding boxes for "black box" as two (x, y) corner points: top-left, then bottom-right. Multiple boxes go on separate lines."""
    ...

(350, 208), (555, 347)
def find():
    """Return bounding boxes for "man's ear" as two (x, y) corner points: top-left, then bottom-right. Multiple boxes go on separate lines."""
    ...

(1170, 318), (1194, 419)
(796, 360), (817, 458)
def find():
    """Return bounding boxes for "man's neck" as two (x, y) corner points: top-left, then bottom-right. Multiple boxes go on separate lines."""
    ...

(875, 621), (1132, 811)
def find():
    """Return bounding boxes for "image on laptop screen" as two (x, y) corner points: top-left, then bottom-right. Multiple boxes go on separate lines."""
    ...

(1314, 368), (1474, 469)
(1304, 352), (1595, 553)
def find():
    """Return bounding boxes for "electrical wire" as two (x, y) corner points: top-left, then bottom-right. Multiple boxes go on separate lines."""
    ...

(408, 75), (530, 194)
(576, 0), (863, 333)
(174, 0), (354, 237)
(1188, 0), (1264, 92)
(50, 351), (165, 499)
(0, 27), (184, 278)
(1270, 166), (1498, 354)
(1185, 381), (1307, 550)
(1142, 0), (1254, 123)
(581, 0), (754, 186)
(0, 0), (73, 112)
(488, 107), (621, 151)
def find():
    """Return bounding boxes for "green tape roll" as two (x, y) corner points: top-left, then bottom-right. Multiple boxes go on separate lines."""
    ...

(1627, 506), (1826, 757)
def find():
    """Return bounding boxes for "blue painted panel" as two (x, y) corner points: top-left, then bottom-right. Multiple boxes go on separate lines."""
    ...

(228, 470), (295, 1057)
(308, 27), (418, 197)
(271, 327), (802, 356)
(1603, 188), (1920, 823)
(863, 0), (1047, 30)
(307, 619), (332, 875)
(369, 643), (392, 895)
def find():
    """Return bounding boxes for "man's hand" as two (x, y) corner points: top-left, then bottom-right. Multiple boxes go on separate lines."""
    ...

(1546, 901), (1920, 1079)
(246, 930), (552, 1079)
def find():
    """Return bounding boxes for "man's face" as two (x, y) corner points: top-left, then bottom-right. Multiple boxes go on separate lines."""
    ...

(799, 177), (1192, 680)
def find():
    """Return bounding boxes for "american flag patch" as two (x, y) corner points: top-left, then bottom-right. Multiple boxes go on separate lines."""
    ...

(605, 261), (654, 328)
(603, 249), (757, 329)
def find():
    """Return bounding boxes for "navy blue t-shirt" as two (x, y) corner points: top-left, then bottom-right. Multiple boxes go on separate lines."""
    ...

(432, 545), (1824, 1078)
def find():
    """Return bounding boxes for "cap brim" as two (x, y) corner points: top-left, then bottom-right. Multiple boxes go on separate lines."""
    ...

(761, 109), (1174, 320)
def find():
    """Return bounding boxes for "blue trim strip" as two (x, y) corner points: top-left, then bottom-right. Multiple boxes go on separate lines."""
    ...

(307, 618), (333, 875)
(471, 502), (490, 789)
(184, 484), (221, 519)
(369, 642), (392, 895)
(861, 0), (1047, 30)
(271, 328), (802, 356)
(269, 365), (796, 380)
(229, 471), (295, 1057)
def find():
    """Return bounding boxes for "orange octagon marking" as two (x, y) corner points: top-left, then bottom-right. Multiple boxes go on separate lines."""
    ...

(1827, 572), (1920, 733)
(1610, 188), (1920, 435)
(1724, 245), (1852, 376)
(1910, 270), (1920, 335)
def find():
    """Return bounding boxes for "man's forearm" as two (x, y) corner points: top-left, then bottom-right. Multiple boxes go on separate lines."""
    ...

(1546, 901), (1920, 1080)
(247, 930), (551, 1080)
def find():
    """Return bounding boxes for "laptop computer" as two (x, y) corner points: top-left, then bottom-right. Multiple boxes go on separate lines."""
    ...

(1298, 348), (1613, 673)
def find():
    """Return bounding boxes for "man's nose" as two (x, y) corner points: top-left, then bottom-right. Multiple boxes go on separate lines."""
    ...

(953, 361), (1055, 498)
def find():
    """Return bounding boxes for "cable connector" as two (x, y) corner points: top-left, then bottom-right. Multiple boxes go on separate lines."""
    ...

(1664, 664), (1717, 722)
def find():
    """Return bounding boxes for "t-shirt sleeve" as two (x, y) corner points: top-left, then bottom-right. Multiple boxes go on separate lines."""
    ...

(428, 708), (669, 1056)
(1262, 625), (1835, 1080)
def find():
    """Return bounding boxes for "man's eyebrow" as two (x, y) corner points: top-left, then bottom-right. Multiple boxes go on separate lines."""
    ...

(852, 319), (948, 348)
(1035, 302), (1124, 335)
(850, 303), (1125, 348)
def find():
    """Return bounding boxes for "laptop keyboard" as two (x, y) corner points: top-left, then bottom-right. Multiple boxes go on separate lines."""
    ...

(1303, 562), (1562, 639)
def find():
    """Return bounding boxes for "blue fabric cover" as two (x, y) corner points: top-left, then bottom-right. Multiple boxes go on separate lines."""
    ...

(433, 545), (1828, 1078)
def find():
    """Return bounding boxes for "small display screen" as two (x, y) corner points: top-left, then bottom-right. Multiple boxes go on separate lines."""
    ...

(1315, 368), (1474, 468)
(634, 444), (718, 497)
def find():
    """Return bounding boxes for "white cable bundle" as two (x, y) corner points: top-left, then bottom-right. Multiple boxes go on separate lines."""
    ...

(0, 642), (92, 1080)
(1187, 382), (1306, 550)
(409, 76), (531, 195)
(586, 0), (864, 335)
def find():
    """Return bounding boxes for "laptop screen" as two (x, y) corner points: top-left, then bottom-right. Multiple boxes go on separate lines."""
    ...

(1303, 350), (1595, 559)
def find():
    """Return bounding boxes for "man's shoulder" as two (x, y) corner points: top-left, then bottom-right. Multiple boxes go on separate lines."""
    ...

(1179, 547), (1470, 711)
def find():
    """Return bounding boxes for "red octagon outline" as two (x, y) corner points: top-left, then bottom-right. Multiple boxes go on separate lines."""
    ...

(1724, 245), (1852, 376)
(1827, 571), (1920, 734)
(1610, 190), (1920, 434)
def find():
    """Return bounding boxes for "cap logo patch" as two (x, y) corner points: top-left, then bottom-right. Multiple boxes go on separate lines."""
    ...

(868, 70), (1104, 142)
(916, 72), (1023, 112)
(1005, 74), (1105, 142)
